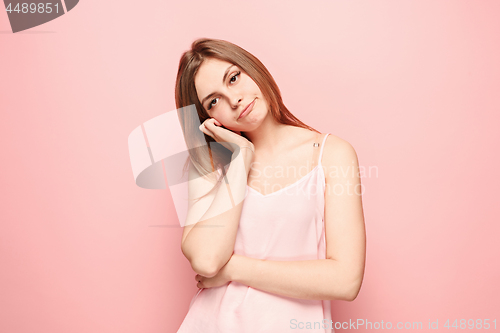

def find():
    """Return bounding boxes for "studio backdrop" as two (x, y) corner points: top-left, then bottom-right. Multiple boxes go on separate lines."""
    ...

(1, 0), (499, 332)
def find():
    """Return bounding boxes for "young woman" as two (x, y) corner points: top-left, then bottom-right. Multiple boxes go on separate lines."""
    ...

(175, 38), (366, 333)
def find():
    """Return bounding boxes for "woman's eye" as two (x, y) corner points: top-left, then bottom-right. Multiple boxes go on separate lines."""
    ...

(230, 71), (241, 83)
(206, 71), (241, 111)
(208, 97), (219, 110)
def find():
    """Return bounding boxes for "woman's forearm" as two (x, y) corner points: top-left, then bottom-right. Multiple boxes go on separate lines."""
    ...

(227, 254), (362, 301)
(182, 151), (252, 277)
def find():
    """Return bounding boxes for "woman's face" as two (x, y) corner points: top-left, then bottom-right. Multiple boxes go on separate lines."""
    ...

(194, 58), (268, 133)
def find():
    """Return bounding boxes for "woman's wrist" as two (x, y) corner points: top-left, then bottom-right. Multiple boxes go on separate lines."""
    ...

(226, 254), (243, 282)
(226, 254), (260, 284)
(232, 148), (254, 176)
(239, 145), (254, 153)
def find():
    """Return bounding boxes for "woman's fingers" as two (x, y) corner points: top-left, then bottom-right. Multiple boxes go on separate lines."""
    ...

(199, 117), (253, 154)
(204, 118), (219, 129)
(199, 123), (215, 138)
(202, 120), (221, 139)
(195, 274), (204, 288)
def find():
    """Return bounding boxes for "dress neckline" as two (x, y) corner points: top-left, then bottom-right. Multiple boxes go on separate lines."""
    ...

(246, 133), (329, 198)
(246, 164), (322, 198)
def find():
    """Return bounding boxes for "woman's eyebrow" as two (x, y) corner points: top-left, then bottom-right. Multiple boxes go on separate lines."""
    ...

(201, 65), (235, 106)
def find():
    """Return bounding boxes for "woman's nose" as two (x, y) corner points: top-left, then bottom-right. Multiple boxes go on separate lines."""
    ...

(231, 97), (242, 108)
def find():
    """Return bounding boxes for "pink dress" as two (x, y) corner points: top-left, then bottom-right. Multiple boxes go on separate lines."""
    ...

(177, 133), (334, 333)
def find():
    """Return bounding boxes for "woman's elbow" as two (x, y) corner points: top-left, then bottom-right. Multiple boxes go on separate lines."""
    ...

(181, 243), (217, 277)
(343, 287), (360, 302)
(343, 277), (363, 302)
(191, 259), (220, 278)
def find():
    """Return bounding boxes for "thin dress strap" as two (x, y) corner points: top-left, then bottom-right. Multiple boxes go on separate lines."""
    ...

(317, 133), (330, 166)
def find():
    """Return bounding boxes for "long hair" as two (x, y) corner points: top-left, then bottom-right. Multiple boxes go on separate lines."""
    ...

(175, 38), (318, 200)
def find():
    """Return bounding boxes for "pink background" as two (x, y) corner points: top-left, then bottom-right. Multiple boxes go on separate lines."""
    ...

(1, 0), (499, 332)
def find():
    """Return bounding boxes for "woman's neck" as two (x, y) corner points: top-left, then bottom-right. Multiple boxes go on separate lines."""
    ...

(243, 112), (297, 156)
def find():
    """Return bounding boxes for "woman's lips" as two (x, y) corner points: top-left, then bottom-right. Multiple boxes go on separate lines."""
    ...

(238, 99), (255, 119)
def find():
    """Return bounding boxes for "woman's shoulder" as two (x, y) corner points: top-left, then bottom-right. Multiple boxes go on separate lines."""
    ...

(323, 132), (349, 146)
(286, 126), (321, 144)
(322, 133), (359, 167)
(286, 127), (357, 159)
(289, 127), (342, 146)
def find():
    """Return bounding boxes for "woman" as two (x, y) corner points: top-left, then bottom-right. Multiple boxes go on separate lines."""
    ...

(176, 38), (366, 333)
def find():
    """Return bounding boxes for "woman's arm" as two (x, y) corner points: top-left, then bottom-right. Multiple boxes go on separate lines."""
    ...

(182, 149), (253, 278)
(199, 136), (366, 301)
(227, 255), (357, 301)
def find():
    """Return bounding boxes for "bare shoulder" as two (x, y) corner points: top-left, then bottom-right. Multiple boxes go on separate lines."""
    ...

(322, 134), (359, 168)
(284, 125), (318, 146)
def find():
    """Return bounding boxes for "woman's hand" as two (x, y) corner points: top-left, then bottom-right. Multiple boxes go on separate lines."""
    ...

(199, 118), (254, 155)
(195, 254), (237, 289)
